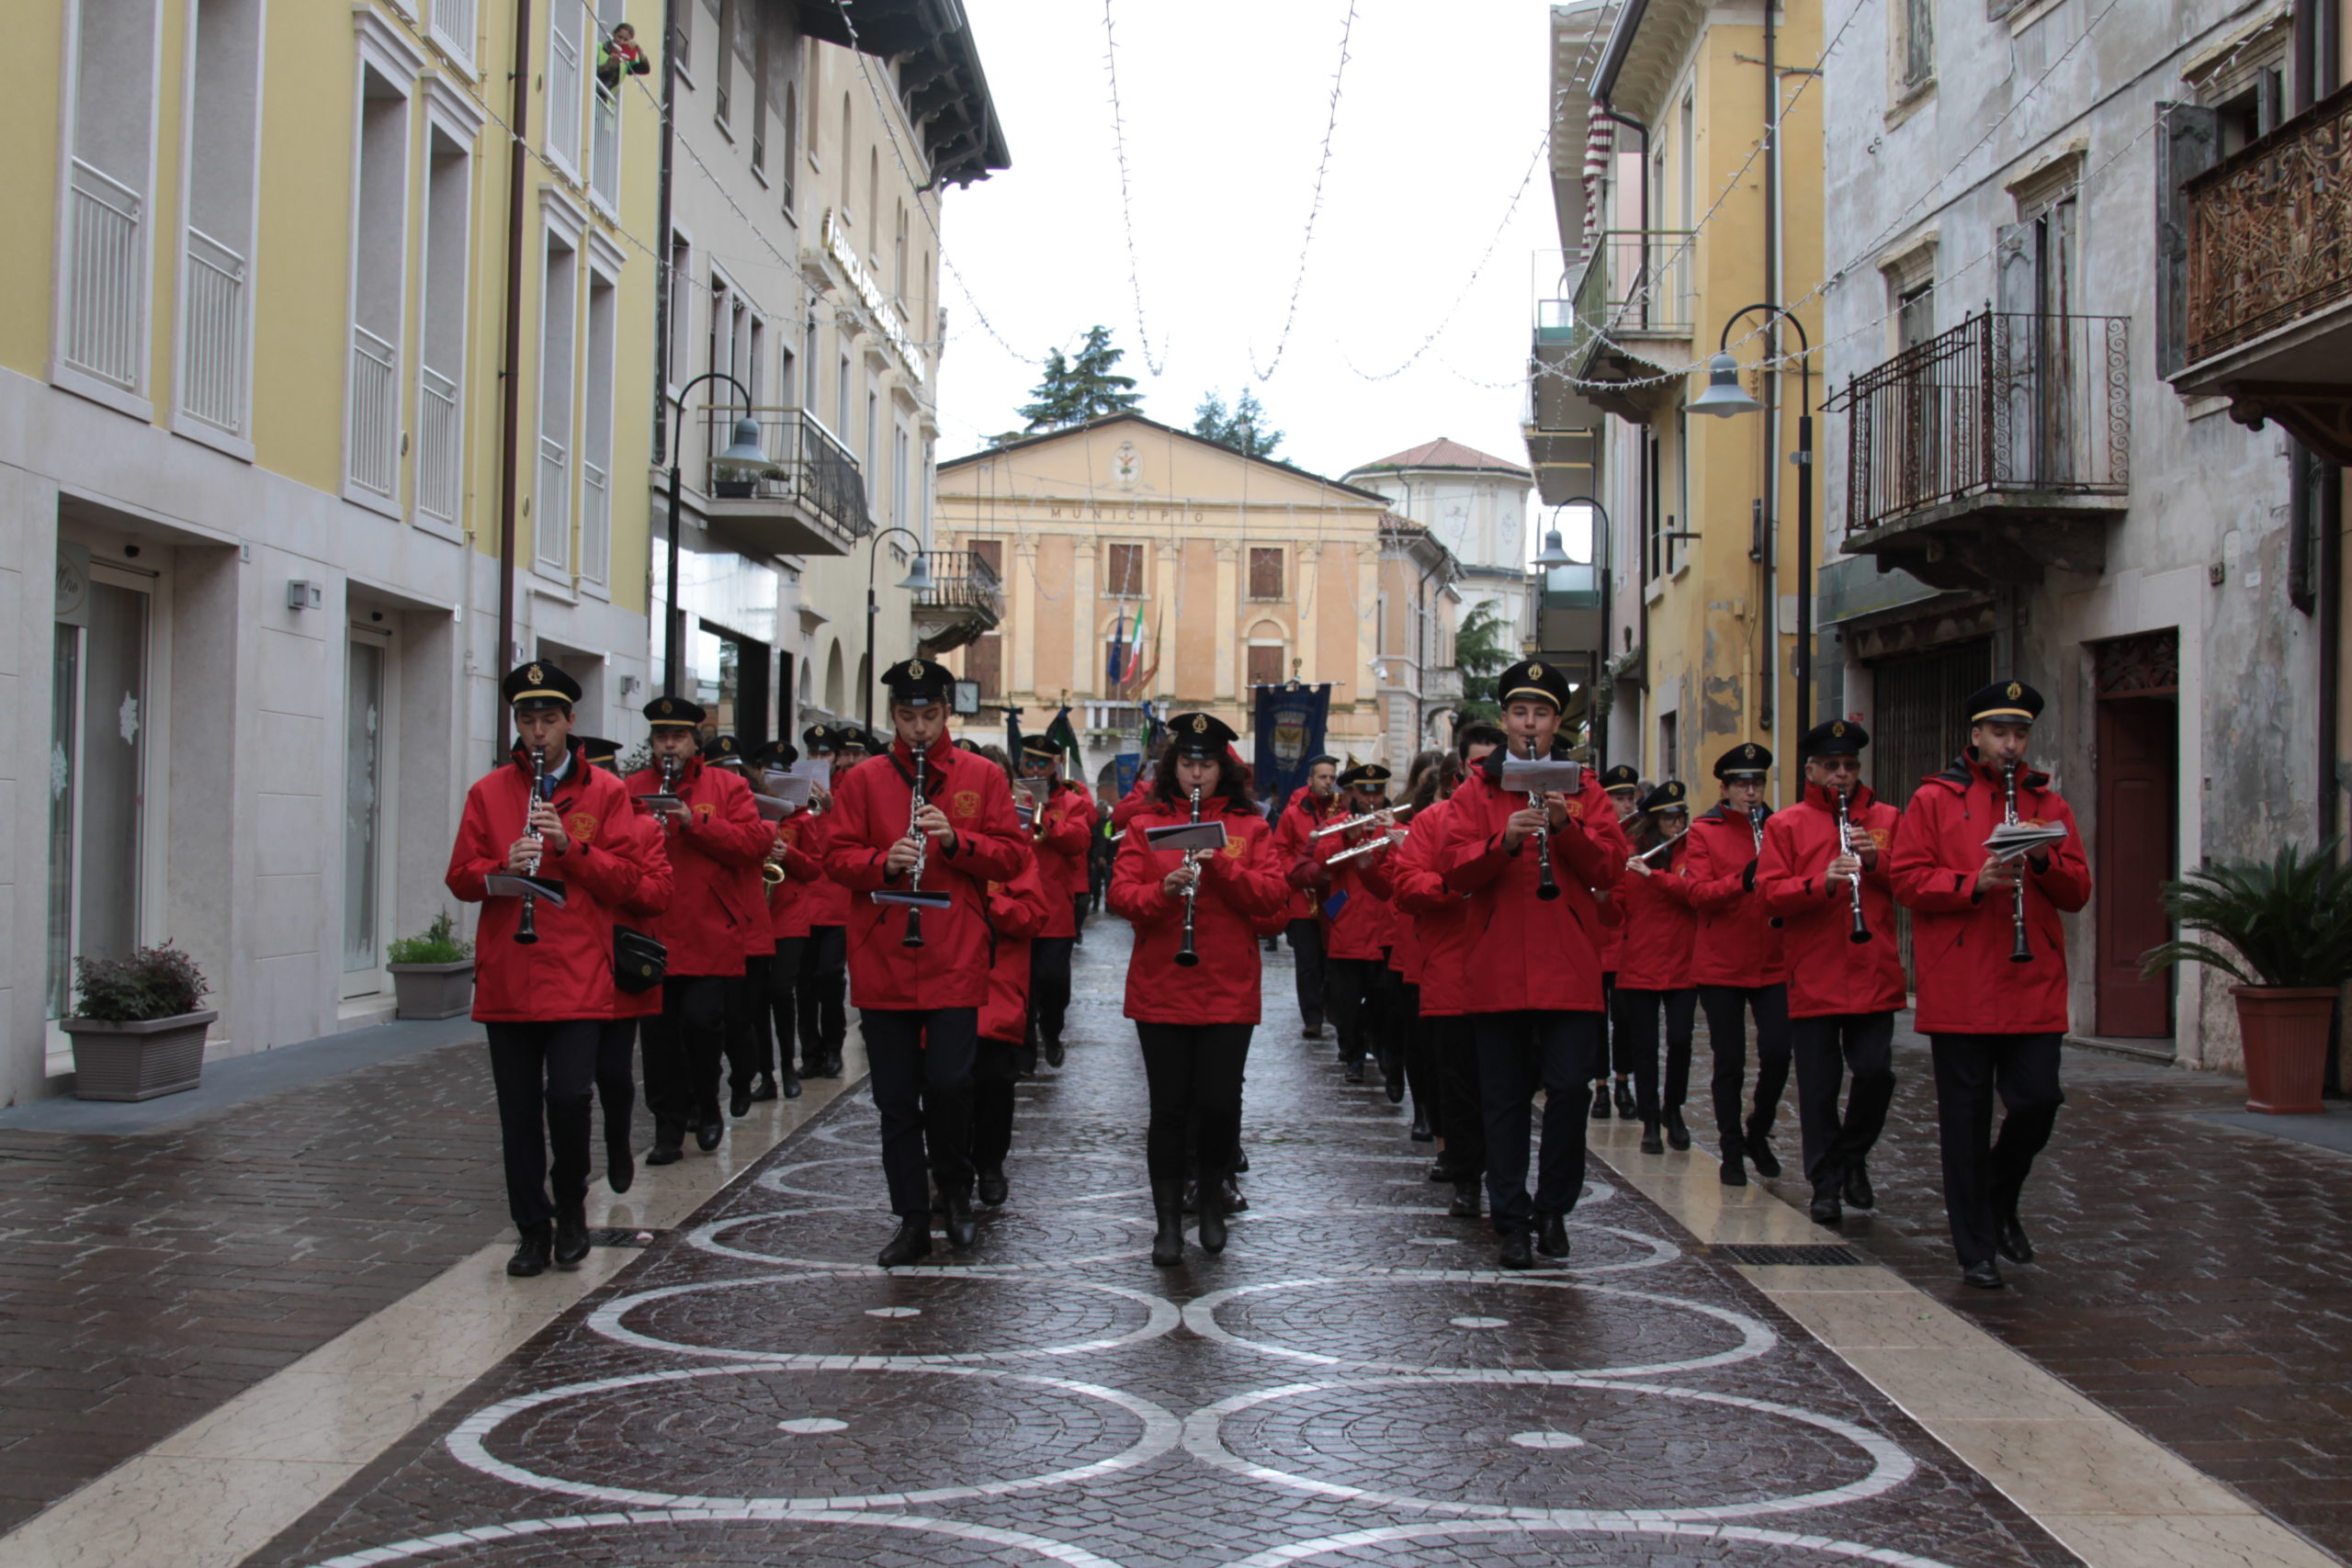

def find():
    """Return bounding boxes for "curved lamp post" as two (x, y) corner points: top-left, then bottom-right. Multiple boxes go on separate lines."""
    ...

(662, 370), (781, 698)
(862, 525), (934, 732)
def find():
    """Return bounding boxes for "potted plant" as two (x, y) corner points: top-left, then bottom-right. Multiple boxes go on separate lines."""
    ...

(2141, 842), (2352, 1113)
(388, 912), (476, 1021)
(62, 944), (217, 1101)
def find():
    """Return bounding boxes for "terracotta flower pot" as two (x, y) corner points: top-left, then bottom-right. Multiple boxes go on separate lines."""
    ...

(2230, 986), (2338, 1114)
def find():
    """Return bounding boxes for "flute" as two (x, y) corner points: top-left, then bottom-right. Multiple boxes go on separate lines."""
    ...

(1327, 826), (1406, 866)
(1632, 828), (1688, 863)
(1312, 800), (1419, 839)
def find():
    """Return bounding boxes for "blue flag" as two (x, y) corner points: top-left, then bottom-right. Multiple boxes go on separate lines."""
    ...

(1253, 682), (1331, 809)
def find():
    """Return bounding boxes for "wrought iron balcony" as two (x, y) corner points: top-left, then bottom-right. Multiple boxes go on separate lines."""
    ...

(700, 407), (870, 558)
(1833, 310), (2129, 590)
(910, 548), (1003, 656)
(2174, 83), (2352, 464)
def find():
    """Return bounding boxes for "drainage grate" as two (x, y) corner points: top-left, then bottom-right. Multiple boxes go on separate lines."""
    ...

(1709, 1244), (1871, 1267)
(586, 1228), (664, 1248)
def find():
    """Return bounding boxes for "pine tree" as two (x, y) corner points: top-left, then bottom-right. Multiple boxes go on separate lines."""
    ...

(1451, 602), (1517, 723)
(1190, 387), (1284, 458)
(1015, 325), (1143, 433)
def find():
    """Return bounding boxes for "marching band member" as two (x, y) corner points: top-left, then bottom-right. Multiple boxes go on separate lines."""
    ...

(1363, 751), (1446, 1138)
(577, 736), (673, 1198)
(1430, 660), (1630, 1269)
(624, 698), (772, 1165)
(752, 739), (820, 1104)
(1759, 721), (1905, 1226)
(1016, 734), (1095, 1067)
(822, 660), (1028, 1268)
(1108, 713), (1289, 1267)
(1888, 681), (2090, 1289)
(973, 744), (1056, 1209)
(445, 663), (646, 1277)
(1272, 754), (1342, 1039)
(793, 724), (854, 1079)
(1295, 761), (1399, 1088)
(1592, 763), (1645, 1121)
(706, 733), (785, 1114)
(1611, 780), (1699, 1155)
(1686, 742), (1792, 1187)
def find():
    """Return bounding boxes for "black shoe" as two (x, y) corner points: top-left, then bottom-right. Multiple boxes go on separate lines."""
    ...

(1302, 1023), (1325, 1040)
(1450, 1180), (1482, 1219)
(553, 1203), (591, 1267)
(978, 1166), (1009, 1207)
(1410, 1104), (1433, 1142)
(506, 1225), (553, 1277)
(1343, 1060), (1365, 1083)
(943, 1188), (978, 1250)
(750, 1074), (779, 1103)
(1809, 1190), (1843, 1226)
(1150, 1180), (1185, 1267)
(1963, 1258), (2006, 1290)
(1535, 1212), (1571, 1259)
(1614, 1079), (1637, 1120)
(1220, 1175), (1248, 1213)
(803, 1057), (840, 1080)
(647, 1121), (685, 1166)
(1639, 1120), (1664, 1156)
(645, 1141), (684, 1167)
(1235, 1148), (1250, 1174)
(1664, 1110), (1691, 1150)
(729, 1089), (752, 1118)
(1996, 1216), (2035, 1264)
(1198, 1177), (1229, 1254)
(1381, 1054), (1407, 1104)
(1843, 1165), (1876, 1211)
(1589, 1083), (1612, 1120)
(1745, 1123), (1782, 1179)
(878, 1218), (933, 1268)
(1498, 1232), (1536, 1270)
(606, 1143), (635, 1195)
(1180, 1179), (1198, 1214)
(1429, 1158), (1462, 1183)
(1045, 1035), (1066, 1068)
(695, 1120), (723, 1152)
(781, 1075), (803, 1100)
(1719, 1156), (1748, 1187)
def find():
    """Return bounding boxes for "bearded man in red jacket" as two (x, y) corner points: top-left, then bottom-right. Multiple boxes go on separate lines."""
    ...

(823, 659), (1029, 1268)
(1889, 681), (2089, 1290)
(1758, 720), (1905, 1229)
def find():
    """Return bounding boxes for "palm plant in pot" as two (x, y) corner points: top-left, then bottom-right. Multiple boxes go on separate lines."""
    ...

(387, 911), (476, 1021)
(2141, 842), (2352, 1113)
(62, 944), (216, 1101)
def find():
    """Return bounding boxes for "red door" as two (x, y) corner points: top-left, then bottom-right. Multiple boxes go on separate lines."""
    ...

(2094, 695), (2176, 1037)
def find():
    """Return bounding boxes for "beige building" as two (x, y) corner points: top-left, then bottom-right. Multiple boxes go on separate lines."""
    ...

(934, 413), (1459, 788)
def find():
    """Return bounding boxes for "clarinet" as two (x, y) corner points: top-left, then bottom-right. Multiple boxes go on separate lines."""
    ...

(1174, 786), (1204, 967)
(514, 747), (547, 946)
(2004, 761), (2032, 964)
(1838, 785), (1871, 944)
(1752, 804), (1783, 928)
(902, 763), (931, 950)
(1527, 739), (1560, 901)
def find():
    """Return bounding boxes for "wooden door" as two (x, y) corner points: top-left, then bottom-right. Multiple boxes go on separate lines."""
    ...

(2095, 694), (2177, 1037)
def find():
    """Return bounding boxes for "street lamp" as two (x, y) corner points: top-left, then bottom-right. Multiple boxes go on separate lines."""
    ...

(662, 371), (782, 697)
(862, 525), (934, 733)
(1690, 303), (1815, 748)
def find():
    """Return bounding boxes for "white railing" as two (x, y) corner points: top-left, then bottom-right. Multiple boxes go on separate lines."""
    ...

(548, 9), (582, 170)
(347, 324), (400, 497)
(537, 433), (570, 571)
(590, 84), (619, 208)
(1084, 702), (1144, 735)
(64, 158), (144, 389)
(429, 0), (477, 64)
(181, 225), (247, 435)
(579, 457), (608, 583)
(416, 363), (461, 523)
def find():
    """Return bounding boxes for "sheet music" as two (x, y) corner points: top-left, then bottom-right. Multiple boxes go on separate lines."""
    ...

(1500, 757), (1585, 795)
(484, 874), (567, 907)
(1144, 819), (1230, 853)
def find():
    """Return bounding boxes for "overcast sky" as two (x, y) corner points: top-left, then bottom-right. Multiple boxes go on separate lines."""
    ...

(934, 0), (1561, 511)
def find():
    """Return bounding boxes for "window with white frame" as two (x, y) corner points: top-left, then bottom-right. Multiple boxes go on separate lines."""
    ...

(715, 0), (735, 128)
(60, 0), (163, 400)
(1894, 0), (1933, 93)
(429, 0), (477, 71)
(781, 82), (797, 214)
(347, 59), (413, 502)
(894, 422), (910, 530)
(547, 0), (583, 171)
(666, 233), (692, 388)
(415, 118), (475, 526)
(537, 223), (580, 574)
(177, 0), (265, 442)
(589, 0), (624, 209)
(581, 267), (616, 585)
(750, 7), (767, 173)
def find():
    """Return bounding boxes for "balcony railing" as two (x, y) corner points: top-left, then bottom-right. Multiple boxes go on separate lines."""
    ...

(347, 324), (400, 498)
(2183, 85), (2352, 366)
(701, 407), (872, 547)
(181, 225), (247, 434)
(1084, 701), (1144, 736)
(547, 12), (582, 170)
(590, 83), (619, 209)
(913, 548), (1005, 625)
(1837, 310), (2130, 538)
(537, 433), (570, 572)
(416, 363), (461, 523)
(1532, 232), (1696, 351)
(63, 158), (143, 390)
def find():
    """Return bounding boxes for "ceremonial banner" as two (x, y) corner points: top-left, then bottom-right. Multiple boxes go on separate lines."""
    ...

(1252, 682), (1330, 808)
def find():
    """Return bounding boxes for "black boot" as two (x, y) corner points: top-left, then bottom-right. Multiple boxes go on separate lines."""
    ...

(506, 1224), (553, 1278)
(1639, 1119), (1664, 1156)
(553, 1203), (591, 1267)
(1613, 1078), (1637, 1120)
(1409, 1102), (1433, 1142)
(606, 1141), (635, 1194)
(977, 1165), (1009, 1207)
(1663, 1109), (1691, 1151)
(1589, 1083), (1611, 1120)
(1150, 1180), (1186, 1268)
(1450, 1179), (1482, 1219)
(1744, 1118), (1782, 1179)
(1198, 1174), (1230, 1254)
(877, 1217), (932, 1268)
(943, 1187), (979, 1250)
(1219, 1175), (1249, 1213)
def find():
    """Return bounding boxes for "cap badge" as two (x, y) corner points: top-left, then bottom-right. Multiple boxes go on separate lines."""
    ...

(526, 663), (543, 686)
(1190, 715), (1208, 734)
(1529, 662), (1544, 677)
(653, 698), (672, 716)
(1831, 721), (1846, 737)
(908, 660), (926, 679)
(1742, 744), (1758, 759)
(2006, 681), (2023, 699)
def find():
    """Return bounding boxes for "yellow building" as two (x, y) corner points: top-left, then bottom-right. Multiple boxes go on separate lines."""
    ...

(1528, 0), (1826, 795)
(0, 0), (660, 1096)
(934, 413), (1458, 788)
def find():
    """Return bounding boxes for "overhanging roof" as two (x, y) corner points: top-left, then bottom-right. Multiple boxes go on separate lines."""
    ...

(795, 0), (1011, 187)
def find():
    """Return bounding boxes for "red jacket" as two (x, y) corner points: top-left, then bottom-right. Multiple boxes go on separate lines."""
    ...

(1610, 840), (1697, 992)
(1889, 753), (2091, 1033)
(1295, 818), (1397, 962)
(1431, 758), (1629, 1015)
(1028, 781), (1096, 940)
(605, 802), (676, 1021)
(822, 737), (1030, 1010)
(1272, 785), (1343, 920)
(1109, 794), (1289, 1024)
(621, 757), (770, 977)
(797, 810), (853, 927)
(1385, 795), (1474, 1016)
(1759, 784), (1906, 1017)
(1109, 778), (1156, 833)
(979, 856), (1053, 1043)
(1685, 801), (1790, 987)
(447, 745), (642, 1021)
(764, 810), (826, 941)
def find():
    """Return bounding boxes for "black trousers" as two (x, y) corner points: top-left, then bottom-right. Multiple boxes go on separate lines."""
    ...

(767, 937), (806, 1073)
(1700, 982), (1792, 1154)
(594, 1017), (638, 1154)
(1792, 1012), (1898, 1193)
(1474, 1010), (1602, 1235)
(641, 975), (726, 1134)
(1430, 1014), (1485, 1175)
(1930, 1032), (2064, 1268)
(1136, 1021), (1253, 1184)
(973, 1032), (1022, 1172)
(795, 926), (849, 1061)
(1393, 978), (1435, 1111)
(485, 1020), (599, 1233)
(862, 1007), (978, 1217)
(1368, 960), (1406, 1070)
(1325, 956), (1384, 1064)
(1285, 919), (1327, 1029)
(1599, 974), (1634, 1078)
(1029, 936), (1076, 1044)
(724, 954), (774, 1093)
(1611, 987), (1697, 1122)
